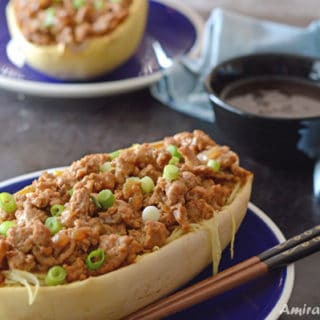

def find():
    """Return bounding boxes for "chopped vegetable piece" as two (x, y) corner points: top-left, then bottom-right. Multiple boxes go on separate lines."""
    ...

(100, 161), (113, 172)
(166, 144), (182, 160)
(86, 248), (105, 270)
(50, 204), (65, 216)
(68, 188), (74, 196)
(45, 217), (62, 235)
(91, 195), (102, 209)
(97, 189), (115, 209)
(163, 164), (179, 181)
(94, 0), (105, 9)
(109, 150), (120, 160)
(45, 266), (67, 286)
(140, 176), (154, 193)
(169, 156), (179, 165)
(43, 7), (55, 28)
(208, 159), (221, 172)
(72, 0), (86, 9)
(0, 192), (17, 214)
(0, 221), (16, 237)
(142, 206), (160, 222)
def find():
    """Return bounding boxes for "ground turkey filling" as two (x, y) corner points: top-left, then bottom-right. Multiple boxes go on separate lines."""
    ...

(12, 0), (132, 45)
(0, 131), (250, 284)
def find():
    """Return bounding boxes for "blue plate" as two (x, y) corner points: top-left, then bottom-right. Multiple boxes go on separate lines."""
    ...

(0, 0), (204, 97)
(0, 169), (294, 320)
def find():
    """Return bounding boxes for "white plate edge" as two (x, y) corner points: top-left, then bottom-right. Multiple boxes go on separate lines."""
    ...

(248, 202), (295, 320)
(0, 0), (205, 98)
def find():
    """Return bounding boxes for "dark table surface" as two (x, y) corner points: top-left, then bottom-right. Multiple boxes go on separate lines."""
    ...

(0, 88), (319, 319)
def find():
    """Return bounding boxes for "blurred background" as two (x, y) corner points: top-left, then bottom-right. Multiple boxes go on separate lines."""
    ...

(175, 0), (320, 25)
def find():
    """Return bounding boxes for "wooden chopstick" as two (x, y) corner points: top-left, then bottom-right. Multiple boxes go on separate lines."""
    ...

(125, 224), (320, 320)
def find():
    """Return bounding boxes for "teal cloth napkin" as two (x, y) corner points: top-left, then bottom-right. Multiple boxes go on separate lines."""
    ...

(150, 9), (320, 157)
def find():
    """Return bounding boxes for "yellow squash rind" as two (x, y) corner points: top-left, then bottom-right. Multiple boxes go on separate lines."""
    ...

(6, 0), (148, 80)
(0, 174), (252, 320)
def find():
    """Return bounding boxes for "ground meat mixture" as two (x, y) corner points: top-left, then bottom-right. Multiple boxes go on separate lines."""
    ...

(12, 0), (133, 45)
(0, 130), (251, 284)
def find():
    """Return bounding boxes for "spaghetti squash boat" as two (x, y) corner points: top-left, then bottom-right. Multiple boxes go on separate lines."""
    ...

(6, 0), (148, 79)
(0, 130), (252, 320)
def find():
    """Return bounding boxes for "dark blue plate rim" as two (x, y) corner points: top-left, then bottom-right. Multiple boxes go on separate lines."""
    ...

(0, 0), (204, 97)
(0, 168), (295, 320)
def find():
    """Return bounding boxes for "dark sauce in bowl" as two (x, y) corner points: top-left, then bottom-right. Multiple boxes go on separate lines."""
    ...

(220, 77), (320, 119)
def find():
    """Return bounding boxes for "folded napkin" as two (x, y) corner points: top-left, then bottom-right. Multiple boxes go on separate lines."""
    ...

(151, 9), (320, 157)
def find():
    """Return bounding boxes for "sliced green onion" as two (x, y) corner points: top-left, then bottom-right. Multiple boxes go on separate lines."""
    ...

(72, 0), (86, 9)
(100, 161), (113, 172)
(97, 189), (115, 209)
(0, 221), (16, 237)
(169, 156), (179, 165)
(142, 206), (160, 222)
(0, 192), (17, 214)
(140, 176), (154, 193)
(163, 164), (179, 181)
(109, 150), (120, 160)
(94, 0), (105, 9)
(43, 7), (55, 28)
(45, 266), (67, 286)
(86, 248), (105, 270)
(50, 204), (65, 217)
(68, 188), (74, 197)
(91, 195), (102, 209)
(45, 217), (62, 235)
(207, 159), (221, 172)
(166, 144), (182, 160)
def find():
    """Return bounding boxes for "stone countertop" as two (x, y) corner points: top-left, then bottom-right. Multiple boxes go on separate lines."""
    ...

(0, 88), (319, 319)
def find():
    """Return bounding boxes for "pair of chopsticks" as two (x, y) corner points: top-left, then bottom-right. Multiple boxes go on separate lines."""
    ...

(125, 224), (320, 320)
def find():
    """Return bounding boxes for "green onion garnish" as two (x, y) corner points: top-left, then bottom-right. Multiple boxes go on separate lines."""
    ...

(45, 217), (62, 235)
(109, 150), (120, 160)
(0, 192), (17, 214)
(166, 144), (182, 160)
(163, 164), (179, 181)
(72, 0), (86, 9)
(45, 266), (67, 286)
(68, 188), (74, 197)
(91, 195), (102, 209)
(169, 156), (179, 165)
(142, 206), (160, 222)
(43, 7), (55, 28)
(207, 159), (221, 172)
(86, 248), (105, 270)
(50, 204), (65, 217)
(0, 221), (16, 237)
(100, 161), (113, 172)
(94, 0), (105, 9)
(140, 176), (154, 193)
(97, 189), (115, 209)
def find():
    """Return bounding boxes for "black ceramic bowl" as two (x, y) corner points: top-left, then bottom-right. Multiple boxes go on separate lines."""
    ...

(205, 53), (320, 168)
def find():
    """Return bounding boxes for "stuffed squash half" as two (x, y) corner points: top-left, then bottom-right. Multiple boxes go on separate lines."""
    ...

(0, 130), (252, 320)
(6, 0), (148, 79)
